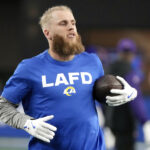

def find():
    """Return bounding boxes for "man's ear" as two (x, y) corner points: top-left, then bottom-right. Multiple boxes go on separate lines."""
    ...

(43, 29), (52, 40)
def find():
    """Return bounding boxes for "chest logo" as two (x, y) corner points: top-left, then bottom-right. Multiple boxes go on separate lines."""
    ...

(63, 86), (76, 96)
(42, 72), (92, 88)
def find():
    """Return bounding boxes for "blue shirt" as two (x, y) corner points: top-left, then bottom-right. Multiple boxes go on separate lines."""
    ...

(2, 50), (105, 150)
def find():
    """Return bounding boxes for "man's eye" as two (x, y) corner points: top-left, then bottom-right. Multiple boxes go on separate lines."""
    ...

(60, 22), (67, 25)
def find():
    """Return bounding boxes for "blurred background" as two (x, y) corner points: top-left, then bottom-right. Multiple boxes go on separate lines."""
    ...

(0, 0), (150, 150)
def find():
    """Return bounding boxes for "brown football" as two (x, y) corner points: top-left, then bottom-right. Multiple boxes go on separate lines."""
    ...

(93, 74), (123, 103)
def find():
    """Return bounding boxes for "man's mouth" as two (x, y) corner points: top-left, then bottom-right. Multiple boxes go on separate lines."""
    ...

(67, 33), (76, 38)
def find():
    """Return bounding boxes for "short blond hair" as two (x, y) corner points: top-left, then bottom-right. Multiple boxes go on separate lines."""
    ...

(39, 5), (72, 30)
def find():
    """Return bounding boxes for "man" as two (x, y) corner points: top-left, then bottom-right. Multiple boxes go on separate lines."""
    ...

(0, 6), (137, 150)
(105, 38), (150, 150)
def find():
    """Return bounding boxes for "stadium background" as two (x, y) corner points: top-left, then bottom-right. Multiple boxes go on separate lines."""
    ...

(0, 0), (150, 150)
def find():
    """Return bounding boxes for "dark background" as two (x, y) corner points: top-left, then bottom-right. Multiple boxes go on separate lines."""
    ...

(0, 0), (150, 83)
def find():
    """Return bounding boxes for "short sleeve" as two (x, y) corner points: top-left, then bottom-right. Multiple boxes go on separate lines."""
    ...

(1, 60), (31, 104)
(93, 53), (104, 77)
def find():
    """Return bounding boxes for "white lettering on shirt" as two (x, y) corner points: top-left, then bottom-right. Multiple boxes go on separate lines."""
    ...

(42, 75), (54, 87)
(81, 72), (92, 84)
(68, 72), (79, 84)
(55, 73), (69, 86)
(42, 72), (92, 87)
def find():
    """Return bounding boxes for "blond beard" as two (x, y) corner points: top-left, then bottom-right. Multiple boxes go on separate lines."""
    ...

(52, 34), (85, 58)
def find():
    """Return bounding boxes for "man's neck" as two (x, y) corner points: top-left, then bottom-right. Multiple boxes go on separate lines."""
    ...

(48, 48), (75, 61)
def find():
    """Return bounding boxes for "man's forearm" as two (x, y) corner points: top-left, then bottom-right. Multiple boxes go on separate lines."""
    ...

(0, 96), (33, 129)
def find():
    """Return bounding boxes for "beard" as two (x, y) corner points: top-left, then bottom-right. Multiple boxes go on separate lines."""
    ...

(52, 34), (85, 58)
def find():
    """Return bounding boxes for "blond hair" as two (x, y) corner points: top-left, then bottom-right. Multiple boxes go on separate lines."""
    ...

(39, 5), (72, 30)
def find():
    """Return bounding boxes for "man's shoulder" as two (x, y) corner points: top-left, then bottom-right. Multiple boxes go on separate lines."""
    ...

(14, 50), (47, 74)
(81, 51), (102, 63)
(21, 50), (47, 66)
(79, 51), (104, 75)
(79, 51), (99, 60)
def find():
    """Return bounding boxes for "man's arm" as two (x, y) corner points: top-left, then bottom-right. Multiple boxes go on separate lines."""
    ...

(0, 96), (57, 143)
(0, 96), (32, 129)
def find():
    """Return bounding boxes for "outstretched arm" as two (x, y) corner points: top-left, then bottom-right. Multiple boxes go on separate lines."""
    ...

(0, 96), (57, 143)
(0, 96), (32, 128)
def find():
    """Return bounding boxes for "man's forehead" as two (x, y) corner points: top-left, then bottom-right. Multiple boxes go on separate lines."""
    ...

(51, 10), (75, 22)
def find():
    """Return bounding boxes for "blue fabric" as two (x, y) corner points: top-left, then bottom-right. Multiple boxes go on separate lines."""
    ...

(2, 50), (105, 150)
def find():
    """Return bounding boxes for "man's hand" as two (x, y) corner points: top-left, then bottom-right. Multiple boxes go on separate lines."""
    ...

(106, 76), (137, 106)
(24, 115), (57, 143)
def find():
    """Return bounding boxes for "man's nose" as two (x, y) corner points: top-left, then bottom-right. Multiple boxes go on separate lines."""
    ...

(68, 23), (74, 31)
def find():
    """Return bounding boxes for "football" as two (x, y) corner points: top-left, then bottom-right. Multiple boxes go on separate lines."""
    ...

(93, 74), (123, 103)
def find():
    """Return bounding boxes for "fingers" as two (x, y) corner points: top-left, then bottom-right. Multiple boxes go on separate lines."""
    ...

(116, 76), (127, 86)
(110, 89), (125, 94)
(132, 88), (137, 99)
(49, 130), (55, 136)
(106, 94), (128, 106)
(40, 115), (54, 122)
(107, 101), (127, 106)
(34, 120), (56, 143)
(38, 126), (55, 136)
(40, 121), (57, 132)
(38, 115), (57, 131)
(106, 100), (122, 106)
(37, 130), (54, 140)
(24, 116), (57, 143)
(105, 77), (137, 107)
(35, 134), (50, 143)
(106, 95), (125, 101)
